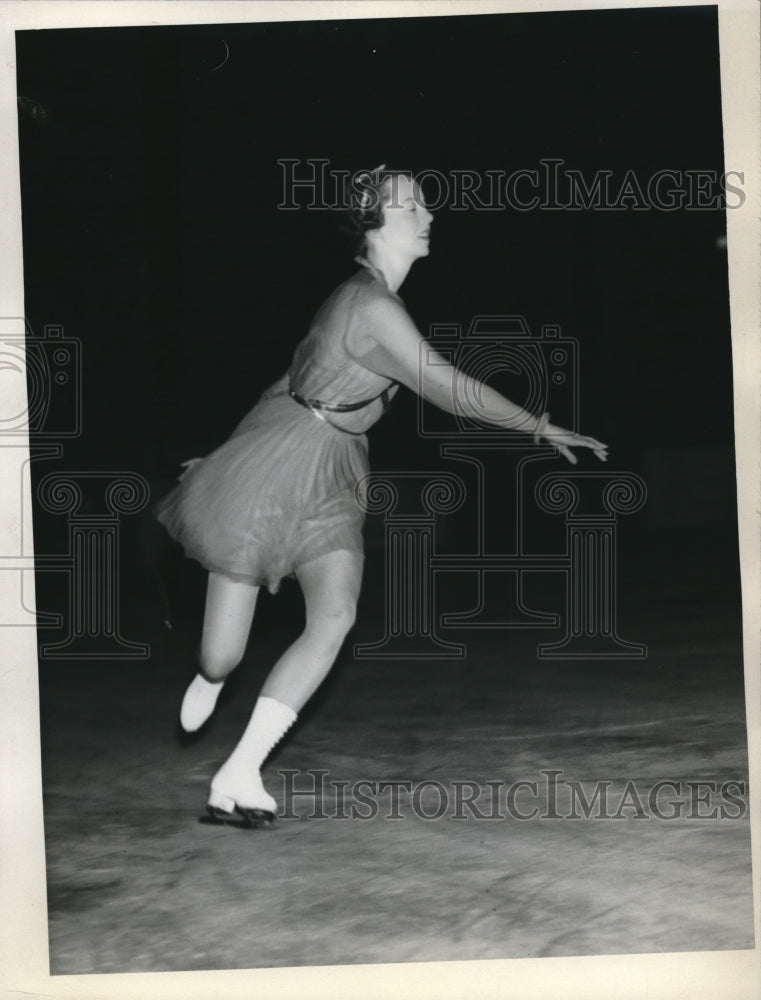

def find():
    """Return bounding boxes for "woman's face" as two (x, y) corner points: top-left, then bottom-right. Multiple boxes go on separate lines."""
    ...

(373, 174), (433, 261)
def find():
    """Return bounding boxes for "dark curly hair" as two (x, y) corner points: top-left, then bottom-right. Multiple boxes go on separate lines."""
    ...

(338, 165), (408, 257)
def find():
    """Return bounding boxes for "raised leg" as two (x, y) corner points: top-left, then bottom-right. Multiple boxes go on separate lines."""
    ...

(199, 571), (260, 679)
(180, 572), (260, 732)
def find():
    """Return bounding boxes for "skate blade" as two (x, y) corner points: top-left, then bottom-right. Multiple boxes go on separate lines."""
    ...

(199, 804), (275, 829)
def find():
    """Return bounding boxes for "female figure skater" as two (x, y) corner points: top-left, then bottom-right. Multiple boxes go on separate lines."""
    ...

(157, 167), (607, 828)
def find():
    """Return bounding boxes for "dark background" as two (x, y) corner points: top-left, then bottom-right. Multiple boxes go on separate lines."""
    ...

(14, 5), (741, 635)
(14, 8), (753, 973)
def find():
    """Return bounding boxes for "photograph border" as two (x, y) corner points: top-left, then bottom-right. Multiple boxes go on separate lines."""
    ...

(0, 2), (758, 997)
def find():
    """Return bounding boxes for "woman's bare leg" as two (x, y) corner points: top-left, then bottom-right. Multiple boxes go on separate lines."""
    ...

(208, 549), (362, 817)
(261, 548), (363, 710)
(180, 572), (260, 732)
(199, 572), (260, 679)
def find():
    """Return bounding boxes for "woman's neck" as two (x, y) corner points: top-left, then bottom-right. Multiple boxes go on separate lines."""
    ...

(363, 246), (412, 293)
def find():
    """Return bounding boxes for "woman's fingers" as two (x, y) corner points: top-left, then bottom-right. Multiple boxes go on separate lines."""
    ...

(549, 432), (608, 464)
(541, 425), (608, 464)
(584, 435), (607, 450)
(577, 434), (607, 451)
(588, 440), (609, 462)
(575, 434), (608, 460)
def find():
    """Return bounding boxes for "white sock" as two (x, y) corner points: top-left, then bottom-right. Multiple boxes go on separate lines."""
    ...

(209, 696), (297, 812)
(180, 673), (225, 732)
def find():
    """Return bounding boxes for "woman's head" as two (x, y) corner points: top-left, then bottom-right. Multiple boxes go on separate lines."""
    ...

(341, 167), (432, 262)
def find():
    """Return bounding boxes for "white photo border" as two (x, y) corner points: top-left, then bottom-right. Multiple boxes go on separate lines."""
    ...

(0, 2), (758, 998)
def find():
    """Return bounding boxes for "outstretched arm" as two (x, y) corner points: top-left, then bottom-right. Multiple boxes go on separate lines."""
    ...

(353, 296), (607, 464)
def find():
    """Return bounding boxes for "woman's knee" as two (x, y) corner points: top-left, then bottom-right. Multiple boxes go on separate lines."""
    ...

(306, 599), (357, 642)
(198, 641), (245, 679)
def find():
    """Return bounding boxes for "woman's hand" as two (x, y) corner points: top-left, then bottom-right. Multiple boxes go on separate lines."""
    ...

(538, 421), (608, 465)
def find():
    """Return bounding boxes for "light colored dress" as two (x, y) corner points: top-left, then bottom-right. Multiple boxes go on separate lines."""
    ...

(156, 260), (402, 593)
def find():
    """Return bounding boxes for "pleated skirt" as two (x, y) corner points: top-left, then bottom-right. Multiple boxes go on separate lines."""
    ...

(155, 393), (369, 593)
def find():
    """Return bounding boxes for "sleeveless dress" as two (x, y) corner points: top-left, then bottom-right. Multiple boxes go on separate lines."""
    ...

(155, 260), (401, 594)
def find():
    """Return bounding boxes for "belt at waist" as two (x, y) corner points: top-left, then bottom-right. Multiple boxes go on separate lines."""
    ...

(288, 381), (397, 435)
(288, 383), (396, 414)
